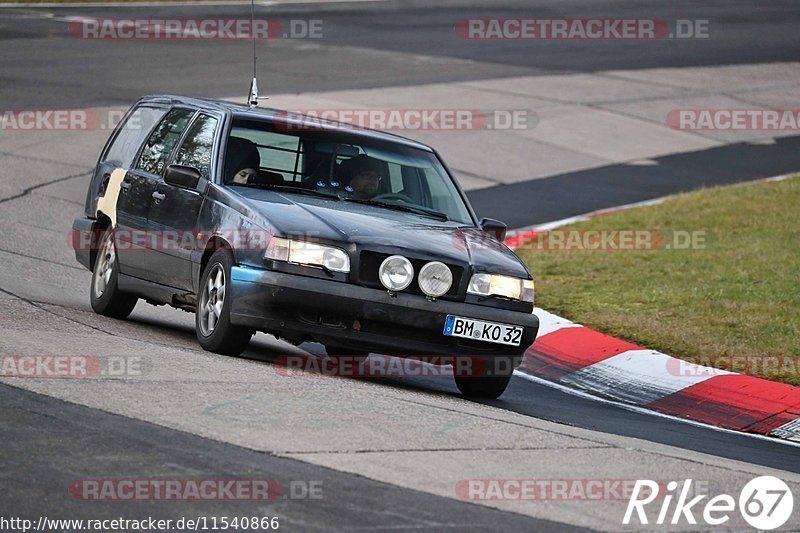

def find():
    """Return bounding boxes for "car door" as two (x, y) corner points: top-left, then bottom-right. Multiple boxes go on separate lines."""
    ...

(146, 112), (220, 290)
(86, 104), (167, 220)
(115, 107), (195, 280)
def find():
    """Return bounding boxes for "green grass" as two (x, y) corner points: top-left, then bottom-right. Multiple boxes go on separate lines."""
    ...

(518, 176), (800, 385)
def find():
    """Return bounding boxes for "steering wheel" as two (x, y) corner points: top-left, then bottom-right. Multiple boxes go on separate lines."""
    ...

(371, 192), (415, 204)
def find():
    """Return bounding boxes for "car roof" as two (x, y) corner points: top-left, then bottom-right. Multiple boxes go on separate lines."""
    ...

(138, 95), (435, 152)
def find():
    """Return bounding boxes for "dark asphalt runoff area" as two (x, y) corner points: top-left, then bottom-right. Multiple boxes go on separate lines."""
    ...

(1, 0), (799, 530)
(0, 384), (581, 532)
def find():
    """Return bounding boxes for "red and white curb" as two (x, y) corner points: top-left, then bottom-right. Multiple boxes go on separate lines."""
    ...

(505, 174), (800, 442)
(516, 309), (800, 442)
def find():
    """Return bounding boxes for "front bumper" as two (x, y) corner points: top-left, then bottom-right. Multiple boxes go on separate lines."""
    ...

(229, 266), (539, 357)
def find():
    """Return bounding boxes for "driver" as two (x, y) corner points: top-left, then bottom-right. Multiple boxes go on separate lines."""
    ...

(343, 155), (383, 200)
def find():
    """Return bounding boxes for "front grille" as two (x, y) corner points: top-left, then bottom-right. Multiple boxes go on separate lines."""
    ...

(358, 251), (464, 299)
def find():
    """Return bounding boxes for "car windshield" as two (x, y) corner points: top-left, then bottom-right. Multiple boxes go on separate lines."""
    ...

(222, 118), (474, 224)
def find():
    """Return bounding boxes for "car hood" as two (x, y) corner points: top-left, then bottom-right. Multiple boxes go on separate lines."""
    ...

(235, 188), (530, 277)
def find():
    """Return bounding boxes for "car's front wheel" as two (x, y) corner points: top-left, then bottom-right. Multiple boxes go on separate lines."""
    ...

(196, 249), (253, 356)
(90, 227), (138, 318)
(453, 355), (517, 399)
(454, 373), (512, 399)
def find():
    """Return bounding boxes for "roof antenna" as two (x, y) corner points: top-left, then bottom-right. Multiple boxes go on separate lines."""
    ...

(247, 0), (265, 107)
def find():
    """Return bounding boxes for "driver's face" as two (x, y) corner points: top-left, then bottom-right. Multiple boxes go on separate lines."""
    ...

(351, 171), (381, 199)
(233, 168), (257, 185)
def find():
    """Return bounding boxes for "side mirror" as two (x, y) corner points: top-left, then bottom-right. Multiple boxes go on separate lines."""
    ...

(164, 164), (202, 190)
(479, 217), (507, 242)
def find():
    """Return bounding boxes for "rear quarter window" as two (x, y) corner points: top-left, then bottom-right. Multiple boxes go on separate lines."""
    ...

(103, 106), (167, 168)
(229, 127), (304, 182)
(136, 108), (195, 176)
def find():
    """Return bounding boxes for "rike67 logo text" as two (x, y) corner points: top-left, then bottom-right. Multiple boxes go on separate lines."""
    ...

(624, 476), (794, 529)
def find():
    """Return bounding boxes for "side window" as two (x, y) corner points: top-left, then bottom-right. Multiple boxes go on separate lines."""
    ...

(174, 114), (218, 179)
(135, 108), (194, 176)
(259, 132), (302, 179)
(229, 127), (304, 182)
(103, 106), (167, 168)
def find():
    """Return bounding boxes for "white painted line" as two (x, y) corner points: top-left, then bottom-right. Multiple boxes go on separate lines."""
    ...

(560, 349), (731, 405)
(507, 196), (667, 238)
(762, 174), (794, 183)
(507, 172), (799, 238)
(54, 15), (95, 23)
(514, 369), (800, 449)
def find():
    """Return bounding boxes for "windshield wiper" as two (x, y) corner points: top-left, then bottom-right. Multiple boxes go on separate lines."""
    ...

(344, 198), (449, 221)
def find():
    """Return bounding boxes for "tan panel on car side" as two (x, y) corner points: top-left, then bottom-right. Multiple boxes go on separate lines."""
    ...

(96, 168), (127, 227)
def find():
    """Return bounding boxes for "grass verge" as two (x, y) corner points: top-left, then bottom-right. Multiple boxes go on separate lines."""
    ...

(519, 176), (800, 385)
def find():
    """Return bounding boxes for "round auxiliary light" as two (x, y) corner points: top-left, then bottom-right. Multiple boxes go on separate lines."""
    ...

(379, 255), (414, 291)
(418, 261), (453, 298)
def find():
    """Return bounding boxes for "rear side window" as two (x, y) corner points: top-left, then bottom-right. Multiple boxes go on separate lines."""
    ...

(103, 106), (167, 168)
(174, 114), (219, 179)
(136, 108), (195, 176)
(228, 127), (304, 182)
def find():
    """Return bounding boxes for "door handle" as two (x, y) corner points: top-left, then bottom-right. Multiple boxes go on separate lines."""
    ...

(152, 191), (166, 203)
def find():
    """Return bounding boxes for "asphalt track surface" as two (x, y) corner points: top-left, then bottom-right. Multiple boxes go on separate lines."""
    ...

(1, 0), (800, 531)
(1, 0), (799, 108)
(2, 384), (578, 532)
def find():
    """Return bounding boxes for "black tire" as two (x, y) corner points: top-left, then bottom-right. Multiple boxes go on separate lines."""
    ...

(90, 227), (138, 319)
(196, 248), (253, 356)
(453, 355), (518, 399)
(454, 374), (512, 399)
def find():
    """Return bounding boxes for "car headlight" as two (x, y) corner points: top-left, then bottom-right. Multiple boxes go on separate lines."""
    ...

(265, 237), (350, 273)
(467, 273), (534, 303)
(379, 255), (414, 291)
(418, 261), (452, 298)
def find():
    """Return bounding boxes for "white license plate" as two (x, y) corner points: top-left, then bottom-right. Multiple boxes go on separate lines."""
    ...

(443, 315), (523, 346)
